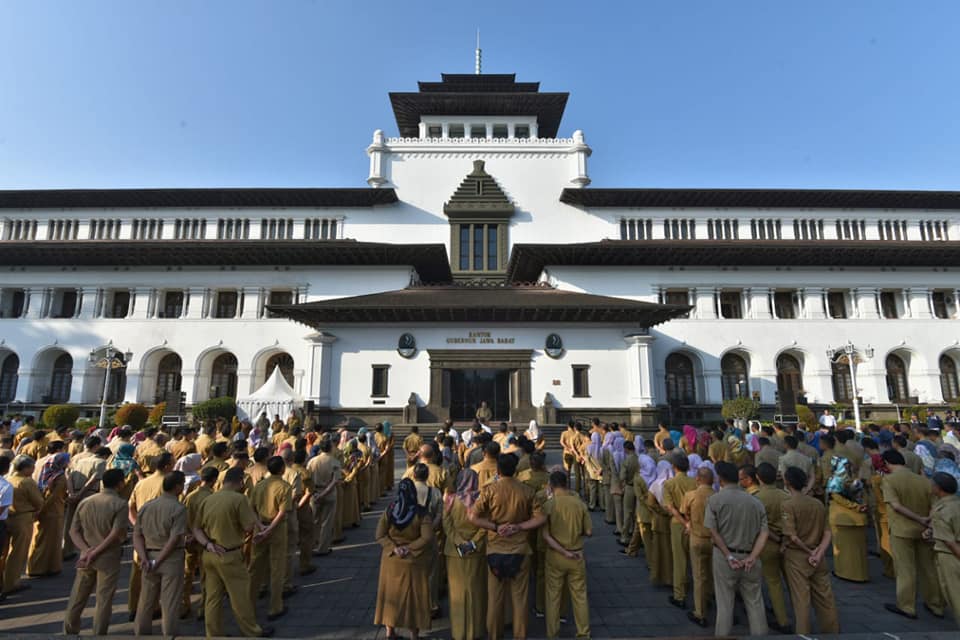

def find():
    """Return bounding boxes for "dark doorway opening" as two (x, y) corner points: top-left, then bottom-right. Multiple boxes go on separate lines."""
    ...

(449, 368), (510, 421)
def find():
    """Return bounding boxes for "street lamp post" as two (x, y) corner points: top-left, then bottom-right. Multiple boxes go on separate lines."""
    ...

(89, 341), (133, 430)
(826, 342), (874, 432)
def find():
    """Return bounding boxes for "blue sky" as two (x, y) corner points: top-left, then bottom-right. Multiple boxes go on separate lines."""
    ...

(1, 1), (957, 190)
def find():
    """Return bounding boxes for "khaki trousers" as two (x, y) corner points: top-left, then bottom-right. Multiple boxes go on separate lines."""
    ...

(612, 492), (624, 534)
(487, 554), (530, 640)
(182, 542), (204, 617)
(562, 453), (579, 492)
(670, 521), (690, 601)
(2, 512), (33, 593)
(128, 553), (142, 615)
(712, 548), (768, 637)
(586, 480), (599, 510)
(313, 493), (338, 554)
(249, 522), (288, 616)
(284, 510), (297, 590)
(297, 504), (314, 571)
(890, 534), (945, 616)
(62, 502), (77, 557)
(203, 549), (263, 638)
(63, 553), (121, 635)
(936, 551), (960, 626)
(689, 537), (713, 620)
(135, 551), (185, 637)
(545, 549), (590, 639)
(602, 483), (613, 521)
(621, 485), (636, 543)
(759, 539), (790, 627)
(783, 548), (839, 634)
(625, 519), (650, 557)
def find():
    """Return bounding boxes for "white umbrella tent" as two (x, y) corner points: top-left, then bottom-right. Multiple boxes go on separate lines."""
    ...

(236, 365), (303, 421)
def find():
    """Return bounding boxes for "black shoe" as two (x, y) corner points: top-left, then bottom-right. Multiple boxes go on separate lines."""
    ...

(259, 625), (275, 637)
(267, 606), (288, 621)
(533, 609), (545, 618)
(618, 549), (635, 557)
(313, 549), (333, 557)
(668, 596), (686, 609)
(924, 603), (945, 619)
(282, 586), (298, 598)
(299, 566), (317, 576)
(768, 621), (793, 633)
(430, 606), (442, 620)
(884, 603), (918, 620)
(686, 611), (707, 627)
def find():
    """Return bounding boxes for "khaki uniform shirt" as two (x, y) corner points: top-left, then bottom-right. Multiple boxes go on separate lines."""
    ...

(246, 462), (269, 487)
(560, 430), (579, 457)
(704, 485), (767, 552)
(900, 449), (923, 475)
(402, 461), (448, 490)
(402, 434), (422, 461)
(249, 475), (292, 523)
(9, 474), (44, 516)
(779, 449), (813, 479)
(135, 440), (164, 473)
(471, 457), (499, 488)
(882, 467), (934, 538)
(680, 485), (715, 540)
(755, 485), (789, 543)
(518, 468), (549, 494)
(184, 485), (213, 530)
(195, 489), (258, 550)
(68, 455), (106, 493)
(931, 494), (960, 555)
(663, 474), (697, 525)
(283, 466), (304, 505)
(202, 457), (229, 474)
(619, 455), (640, 487)
(129, 471), (166, 514)
(781, 492), (828, 549)
(707, 440), (729, 463)
(169, 439), (197, 461)
(798, 441), (820, 463)
(306, 452), (342, 494)
(135, 493), (187, 550)
(543, 491), (591, 551)
(194, 434), (215, 461)
(472, 476), (539, 555)
(71, 488), (127, 562)
(755, 446), (782, 470)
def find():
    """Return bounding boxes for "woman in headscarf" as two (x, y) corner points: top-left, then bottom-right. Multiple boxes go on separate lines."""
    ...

(599, 430), (617, 524)
(382, 421), (395, 492)
(27, 452), (69, 577)
(110, 442), (142, 500)
(374, 478), (433, 640)
(725, 434), (752, 467)
(679, 425), (698, 455)
(826, 455), (869, 582)
(584, 432), (604, 511)
(338, 439), (363, 531)
(645, 460), (675, 586)
(603, 433), (627, 534)
(524, 419), (545, 452)
(174, 453), (203, 495)
(624, 440), (657, 558)
(687, 453), (704, 478)
(365, 429), (382, 507)
(2, 455), (44, 593)
(356, 428), (373, 511)
(865, 441), (895, 578)
(442, 469), (486, 640)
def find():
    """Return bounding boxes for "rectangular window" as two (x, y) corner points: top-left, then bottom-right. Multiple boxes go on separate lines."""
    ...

(663, 289), (690, 318)
(572, 365), (590, 398)
(473, 225), (483, 270)
(52, 289), (78, 318)
(161, 291), (184, 318)
(455, 223), (504, 273)
(214, 291), (238, 319)
(514, 124), (530, 138)
(470, 125), (486, 139)
(459, 226), (470, 270)
(371, 365), (389, 397)
(267, 290), (293, 318)
(107, 291), (130, 318)
(773, 290), (797, 319)
(492, 124), (508, 138)
(487, 225), (498, 270)
(827, 290), (848, 319)
(719, 291), (743, 319)
(880, 291), (899, 319)
(428, 125), (442, 138)
(448, 124), (465, 138)
(0, 288), (26, 318)
(932, 290), (952, 319)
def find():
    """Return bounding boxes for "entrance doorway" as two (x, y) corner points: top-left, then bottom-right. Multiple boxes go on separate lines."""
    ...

(449, 369), (510, 421)
(776, 353), (803, 414)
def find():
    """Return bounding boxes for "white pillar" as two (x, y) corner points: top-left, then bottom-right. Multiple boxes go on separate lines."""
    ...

(77, 287), (98, 319)
(124, 368), (142, 403)
(366, 129), (387, 187)
(241, 287), (260, 319)
(694, 287), (717, 319)
(569, 130), (592, 187)
(417, 122), (426, 139)
(854, 288), (879, 319)
(131, 288), (152, 319)
(703, 367), (723, 405)
(530, 122), (538, 139)
(485, 123), (493, 139)
(906, 288), (931, 319)
(624, 333), (656, 406)
(441, 123), (449, 139)
(307, 332), (337, 406)
(747, 287), (772, 319)
(803, 287), (826, 319)
(185, 287), (205, 319)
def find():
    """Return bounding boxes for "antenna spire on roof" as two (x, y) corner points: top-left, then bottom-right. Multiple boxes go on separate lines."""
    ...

(475, 29), (481, 74)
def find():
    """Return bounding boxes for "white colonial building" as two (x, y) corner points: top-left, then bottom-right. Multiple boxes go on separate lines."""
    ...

(1, 72), (958, 426)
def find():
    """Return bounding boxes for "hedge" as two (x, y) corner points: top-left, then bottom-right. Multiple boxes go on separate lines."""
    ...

(193, 397), (236, 420)
(41, 404), (80, 429)
(114, 403), (150, 429)
(721, 397), (760, 420)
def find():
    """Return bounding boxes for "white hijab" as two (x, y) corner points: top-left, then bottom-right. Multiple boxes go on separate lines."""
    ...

(525, 420), (541, 442)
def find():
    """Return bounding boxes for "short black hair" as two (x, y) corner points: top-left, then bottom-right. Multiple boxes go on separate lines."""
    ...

(267, 456), (285, 475)
(882, 450), (906, 466)
(821, 434), (836, 448)
(624, 440), (635, 451)
(319, 437), (333, 453)
(784, 467), (807, 491)
(757, 462), (777, 485)
(714, 461), (738, 484)
(739, 464), (758, 484)
(893, 435), (908, 448)
(784, 435), (798, 450)
(200, 466), (219, 483)
(155, 452), (174, 472)
(835, 429), (852, 444)
(48, 440), (66, 453)
(211, 442), (228, 458)
(84, 435), (102, 449)
(101, 468), (125, 489)
(757, 437), (770, 446)
(672, 455), (690, 473)
(485, 441), (501, 458)
(0, 455), (10, 476)
(529, 451), (546, 470)
(163, 470), (185, 493)
(497, 453), (518, 477)
(861, 437), (877, 450)
(253, 447), (270, 463)
(549, 470), (567, 488)
(933, 472), (958, 495)
(294, 449), (307, 465)
(223, 467), (246, 485)
(413, 462), (429, 482)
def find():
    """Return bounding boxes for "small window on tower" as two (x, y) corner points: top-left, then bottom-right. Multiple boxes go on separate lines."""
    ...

(449, 124), (465, 139)
(428, 125), (442, 138)
(514, 125), (530, 139)
(492, 124), (508, 138)
(470, 125), (486, 139)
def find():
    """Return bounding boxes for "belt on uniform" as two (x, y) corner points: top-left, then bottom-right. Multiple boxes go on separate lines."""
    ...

(719, 547), (753, 555)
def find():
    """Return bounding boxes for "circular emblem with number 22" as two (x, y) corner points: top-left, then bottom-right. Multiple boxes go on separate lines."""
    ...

(397, 333), (417, 358)
(545, 333), (564, 359)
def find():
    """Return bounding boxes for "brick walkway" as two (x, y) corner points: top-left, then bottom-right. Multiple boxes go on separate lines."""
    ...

(1, 448), (957, 638)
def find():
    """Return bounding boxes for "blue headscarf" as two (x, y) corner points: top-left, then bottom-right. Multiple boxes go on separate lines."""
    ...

(382, 421), (392, 438)
(387, 478), (422, 529)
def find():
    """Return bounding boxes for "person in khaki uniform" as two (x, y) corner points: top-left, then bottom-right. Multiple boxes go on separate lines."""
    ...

(662, 453), (696, 607)
(469, 454), (544, 640)
(182, 465), (218, 620)
(560, 422), (581, 492)
(192, 466), (270, 638)
(249, 457), (292, 620)
(754, 437), (782, 471)
(307, 437), (341, 555)
(623, 450), (655, 557)
(291, 450), (316, 575)
(126, 452), (173, 620)
(618, 441), (640, 545)
(403, 426), (423, 468)
(63, 468), (128, 635)
(3, 456), (44, 595)
(779, 435), (815, 493)
(402, 444), (450, 492)
(133, 470), (188, 637)
(542, 470), (592, 639)
(754, 462), (792, 632)
(470, 441), (501, 488)
(443, 469), (487, 640)
(680, 466), (715, 627)
(881, 449), (945, 619)
(781, 466), (839, 633)
(928, 472), (960, 626)
(278, 448), (306, 591)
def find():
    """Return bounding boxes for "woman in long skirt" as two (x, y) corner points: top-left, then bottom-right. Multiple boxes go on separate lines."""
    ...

(443, 469), (486, 640)
(3, 456), (44, 593)
(27, 452), (69, 577)
(827, 456), (870, 582)
(584, 432), (603, 510)
(374, 478), (433, 640)
(339, 440), (362, 529)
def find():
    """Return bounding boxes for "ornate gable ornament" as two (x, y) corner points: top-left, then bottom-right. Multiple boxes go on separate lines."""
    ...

(443, 159), (515, 221)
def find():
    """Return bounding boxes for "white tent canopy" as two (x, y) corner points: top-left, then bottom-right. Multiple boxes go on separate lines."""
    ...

(236, 365), (303, 421)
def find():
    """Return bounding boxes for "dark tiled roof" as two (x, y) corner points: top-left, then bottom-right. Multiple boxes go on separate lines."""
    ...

(0, 188), (398, 209)
(267, 284), (690, 325)
(560, 188), (960, 210)
(507, 240), (960, 282)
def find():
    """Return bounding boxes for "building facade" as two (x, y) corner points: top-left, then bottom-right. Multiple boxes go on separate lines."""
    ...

(1, 72), (959, 426)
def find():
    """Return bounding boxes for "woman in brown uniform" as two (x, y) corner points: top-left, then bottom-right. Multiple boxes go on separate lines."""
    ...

(443, 469), (486, 640)
(826, 455), (870, 582)
(27, 452), (70, 576)
(646, 460), (675, 587)
(3, 456), (44, 593)
(339, 440), (362, 530)
(374, 478), (433, 640)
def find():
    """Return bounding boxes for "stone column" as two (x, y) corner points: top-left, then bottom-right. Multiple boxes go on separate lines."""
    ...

(853, 288), (879, 319)
(906, 288), (931, 319)
(569, 130), (592, 187)
(624, 333), (656, 406)
(130, 288), (152, 319)
(77, 287), (98, 319)
(240, 287), (261, 319)
(184, 288), (205, 319)
(180, 369), (198, 404)
(306, 333), (337, 406)
(124, 368), (142, 403)
(803, 287), (826, 319)
(747, 288), (771, 319)
(694, 287), (717, 319)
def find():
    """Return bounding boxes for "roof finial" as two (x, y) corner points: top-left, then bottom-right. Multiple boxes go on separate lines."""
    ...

(475, 29), (481, 75)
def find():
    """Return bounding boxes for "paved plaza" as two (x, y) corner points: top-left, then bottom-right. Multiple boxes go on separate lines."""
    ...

(0, 448), (957, 639)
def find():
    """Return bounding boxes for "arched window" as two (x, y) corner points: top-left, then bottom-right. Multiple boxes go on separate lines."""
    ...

(210, 353), (238, 399)
(0, 353), (18, 402)
(831, 360), (853, 402)
(50, 353), (73, 403)
(885, 354), (909, 403)
(720, 353), (749, 400)
(265, 352), (294, 387)
(104, 352), (127, 404)
(156, 353), (183, 402)
(940, 355), (959, 402)
(665, 353), (696, 405)
(776, 353), (803, 411)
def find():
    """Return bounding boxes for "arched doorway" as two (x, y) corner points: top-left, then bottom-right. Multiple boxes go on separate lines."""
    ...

(50, 353), (73, 403)
(776, 353), (803, 413)
(941, 354), (959, 402)
(0, 352), (18, 403)
(156, 353), (183, 402)
(665, 353), (696, 405)
(720, 352), (749, 400)
(264, 352), (294, 387)
(885, 354), (910, 403)
(831, 360), (853, 402)
(210, 353), (238, 399)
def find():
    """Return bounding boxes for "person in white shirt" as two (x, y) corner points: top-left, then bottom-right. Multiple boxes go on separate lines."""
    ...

(0, 455), (13, 600)
(818, 409), (838, 429)
(944, 421), (960, 449)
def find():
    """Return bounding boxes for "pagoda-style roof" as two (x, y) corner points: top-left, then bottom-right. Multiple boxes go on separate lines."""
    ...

(560, 187), (960, 210)
(0, 240), (452, 282)
(267, 283), (690, 325)
(390, 73), (568, 138)
(443, 160), (514, 219)
(0, 187), (397, 209)
(507, 239), (960, 282)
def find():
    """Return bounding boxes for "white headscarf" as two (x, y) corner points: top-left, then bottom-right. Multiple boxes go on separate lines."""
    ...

(525, 420), (541, 442)
(649, 460), (675, 505)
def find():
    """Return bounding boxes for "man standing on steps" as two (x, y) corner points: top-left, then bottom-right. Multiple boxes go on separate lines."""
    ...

(307, 437), (341, 557)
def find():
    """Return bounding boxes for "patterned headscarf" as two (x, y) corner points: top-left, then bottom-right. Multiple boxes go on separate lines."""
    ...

(110, 443), (140, 478)
(727, 435), (744, 454)
(38, 452), (70, 491)
(454, 468), (480, 510)
(827, 455), (862, 501)
(387, 478), (422, 529)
